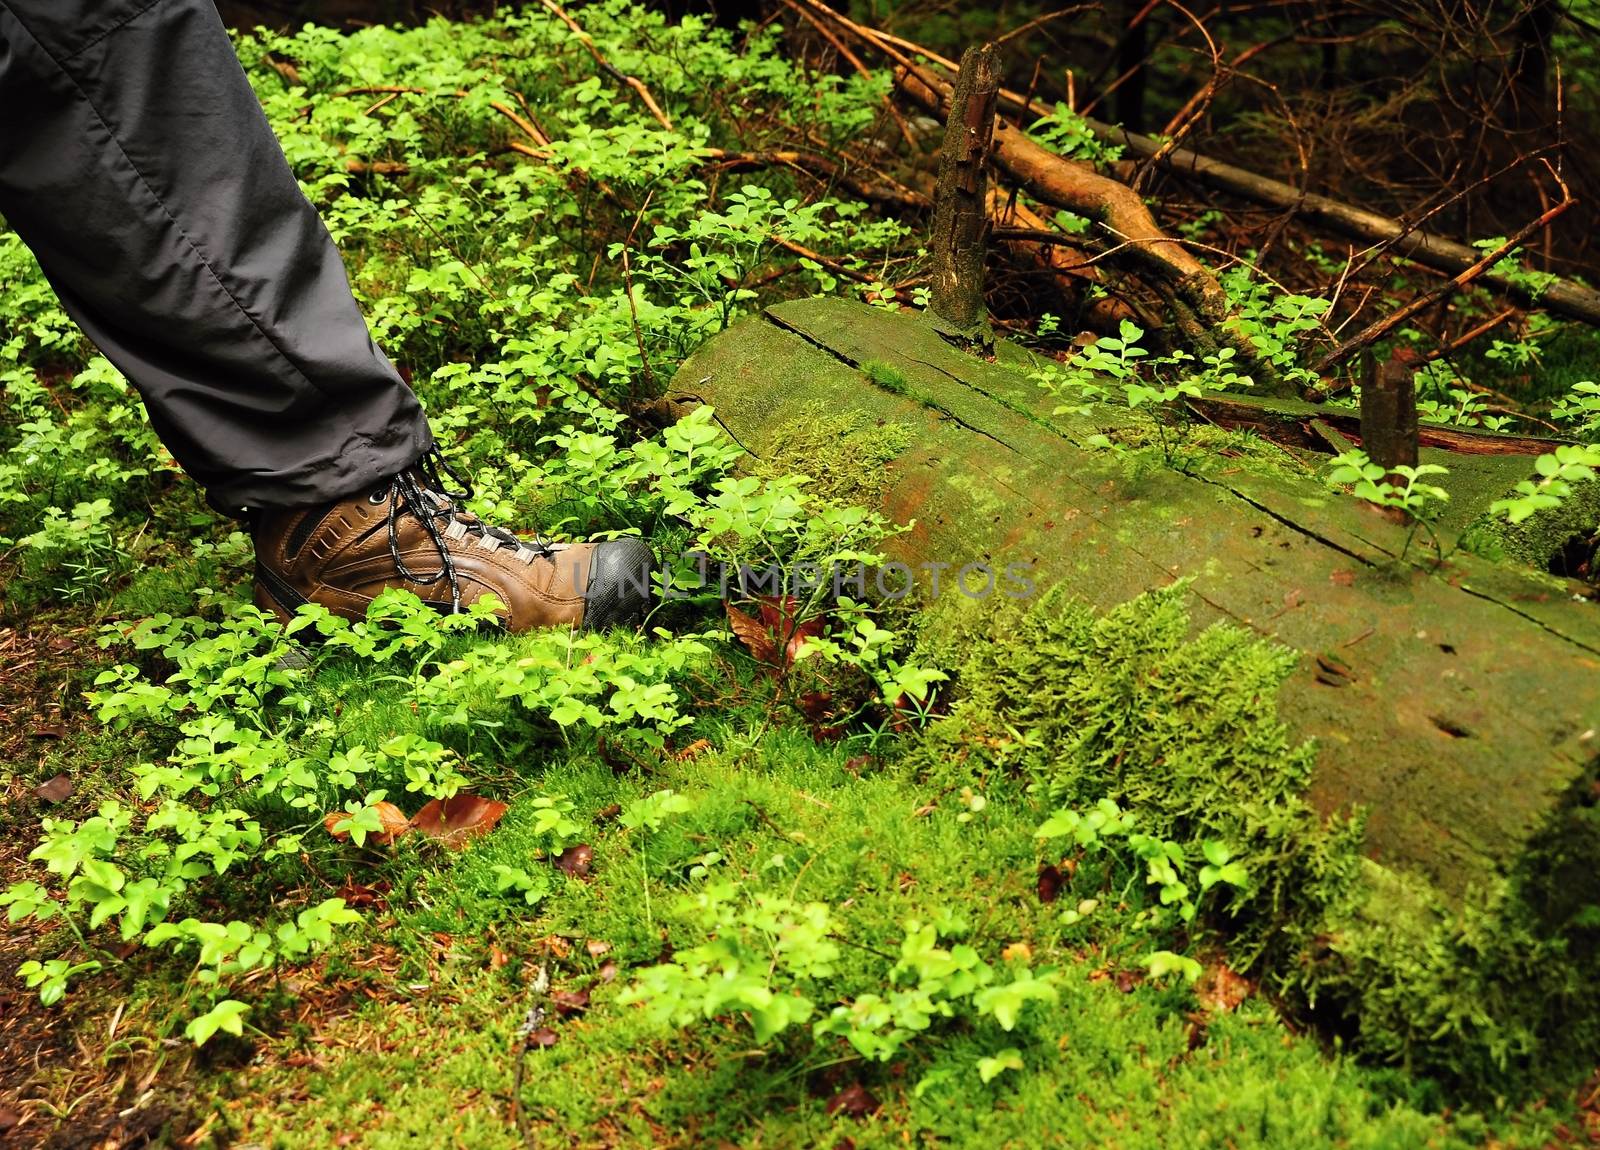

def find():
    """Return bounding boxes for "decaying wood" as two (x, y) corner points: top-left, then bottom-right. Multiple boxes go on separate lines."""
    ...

(929, 45), (1002, 336)
(1359, 353), (1420, 473)
(784, 5), (1600, 329)
(676, 295), (1600, 902)
(1189, 392), (1568, 456)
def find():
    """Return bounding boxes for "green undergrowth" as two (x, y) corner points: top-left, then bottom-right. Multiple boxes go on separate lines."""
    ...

(1, 3), (1597, 1143)
(912, 585), (1600, 1102)
(4, 566), (1593, 1143)
(130, 632), (1548, 1147)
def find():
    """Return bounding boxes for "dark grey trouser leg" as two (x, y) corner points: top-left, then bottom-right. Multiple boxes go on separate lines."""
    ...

(0, 0), (432, 512)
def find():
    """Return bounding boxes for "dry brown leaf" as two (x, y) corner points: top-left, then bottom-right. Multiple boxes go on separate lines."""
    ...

(34, 774), (72, 804)
(410, 794), (508, 848)
(551, 988), (590, 1016)
(725, 601), (777, 664)
(586, 939), (612, 957)
(756, 595), (825, 665)
(824, 1082), (881, 1119)
(1001, 941), (1033, 962)
(674, 738), (713, 760)
(323, 801), (411, 845)
(528, 1027), (559, 1048)
(553, 843), (593, 879)
(1196, 963), (1254, 1013)
(333, 879), (390, 909)
(1036, 863), (1063, 904)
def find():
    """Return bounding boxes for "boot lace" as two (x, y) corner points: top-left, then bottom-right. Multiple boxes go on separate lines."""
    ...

(384, 448), (552, 613)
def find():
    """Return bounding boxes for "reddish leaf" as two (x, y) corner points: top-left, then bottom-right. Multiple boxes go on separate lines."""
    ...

(1196, 964), (1253, 1013)
(594, 803), (623, 824)
(597, 961), (619, 983)
(34, 774), (72, 804)
(528, 1028), (559, 1048)
(550, 988), (590, 1016)
(488, 945), (511, 971)
(825, 1083), (881, 1119)
(586, 939), (612, 957)
(844, 755), (873, 775)
(727, 596), (825, 671)
(334, 879), (390, 909)
(553, 844), (593, 879)
(756, 595), (825, 665)
(725, 601), (777, 664)
(797, 691), (845, 742)
(674, 738), (713, 760)
(1037, 864), (1064, 904)
(323, 801), (411, 845)
(31, 722), (66, 740)
(410, 794), (508, 848)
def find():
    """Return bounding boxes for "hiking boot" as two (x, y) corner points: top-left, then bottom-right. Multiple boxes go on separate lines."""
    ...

(251, 450), (654, 632)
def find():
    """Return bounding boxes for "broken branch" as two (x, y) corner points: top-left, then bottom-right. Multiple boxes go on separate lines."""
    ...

(1312, 186), (1574, 376)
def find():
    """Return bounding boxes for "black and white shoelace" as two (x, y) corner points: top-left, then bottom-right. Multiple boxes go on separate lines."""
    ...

(381, 448), (552, 613)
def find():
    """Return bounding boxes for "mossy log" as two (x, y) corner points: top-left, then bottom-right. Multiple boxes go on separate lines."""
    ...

(672, 297), (1600, 908)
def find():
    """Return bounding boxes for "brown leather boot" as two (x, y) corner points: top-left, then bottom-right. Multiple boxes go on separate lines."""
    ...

(251, 453), (654, 632)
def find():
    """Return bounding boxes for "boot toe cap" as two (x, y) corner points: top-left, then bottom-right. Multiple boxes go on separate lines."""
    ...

(582, 538), (656, 630)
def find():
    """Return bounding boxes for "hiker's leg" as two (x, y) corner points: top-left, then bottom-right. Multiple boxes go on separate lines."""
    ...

(0, 0), (431, 513)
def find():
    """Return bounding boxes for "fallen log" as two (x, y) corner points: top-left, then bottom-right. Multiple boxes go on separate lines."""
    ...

(674, 296), (1600, 907)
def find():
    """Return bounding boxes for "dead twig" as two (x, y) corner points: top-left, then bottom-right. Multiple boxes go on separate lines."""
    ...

(1312, 170), (1573, 375)
(535, 0), (674, 132)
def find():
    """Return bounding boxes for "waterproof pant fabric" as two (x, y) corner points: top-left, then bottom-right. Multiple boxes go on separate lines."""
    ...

(0, 0), (432, 512)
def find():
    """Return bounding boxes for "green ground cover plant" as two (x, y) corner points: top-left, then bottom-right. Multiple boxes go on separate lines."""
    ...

(2, 5), (1599, 1146)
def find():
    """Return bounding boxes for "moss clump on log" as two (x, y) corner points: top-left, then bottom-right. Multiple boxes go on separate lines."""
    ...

(914, 583), (1600, 1098)
(1458, 477), (1600, 576)
(753, 400), (912, 511)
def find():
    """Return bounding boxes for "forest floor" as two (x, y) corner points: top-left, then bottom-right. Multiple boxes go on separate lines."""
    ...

(5, 602), (1600, 1150)
(3, 7), (1600, 1149)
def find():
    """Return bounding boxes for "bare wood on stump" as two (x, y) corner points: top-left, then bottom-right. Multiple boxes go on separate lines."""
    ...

(1360, 352), (1420, 475)
(929, 45), (1002, 338)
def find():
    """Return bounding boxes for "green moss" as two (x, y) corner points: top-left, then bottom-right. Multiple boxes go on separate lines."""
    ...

(911, 582), (1600, 1100)
(913, 583), (1364, 969)
(754, 399), (912, 510)
(1458, 476), (1600, 573)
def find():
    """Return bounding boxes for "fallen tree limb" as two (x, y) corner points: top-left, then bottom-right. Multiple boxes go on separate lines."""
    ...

(1078, 119), (1600, 328)
(898, 65), (1287, 391)
(534, 0), (674, 132)
(1188, 392), (1570, 455)
(1311, 185), (1574, 376)
(793, 8), (1600, 328)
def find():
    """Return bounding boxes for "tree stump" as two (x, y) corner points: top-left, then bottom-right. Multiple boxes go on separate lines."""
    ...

(927, 44), (1000, 341)
(1360, 349), (1420, 475)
